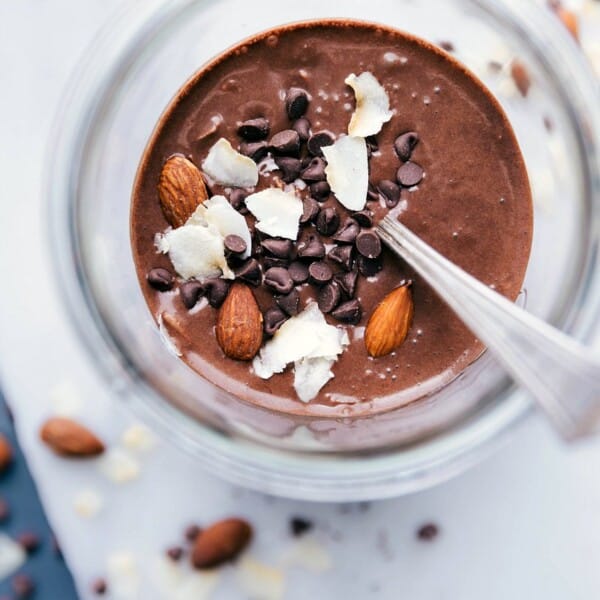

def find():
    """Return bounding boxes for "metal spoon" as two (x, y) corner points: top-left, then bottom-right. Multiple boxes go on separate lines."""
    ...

(376, 215), (600, 440)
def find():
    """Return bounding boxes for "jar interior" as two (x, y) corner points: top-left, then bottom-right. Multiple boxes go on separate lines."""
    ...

(50, 0), (599, 497)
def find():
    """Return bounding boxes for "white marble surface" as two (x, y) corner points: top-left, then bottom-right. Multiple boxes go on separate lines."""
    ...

(1, 1), (600, 598)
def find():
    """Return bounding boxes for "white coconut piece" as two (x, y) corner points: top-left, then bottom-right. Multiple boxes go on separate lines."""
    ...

(280, 536), (333, 572)
(345, 72), (393, 137)
(98, 448), (140, 484)
(107, 552), (140, 600)
(202, 138), (258, 187)
(49, 380), (82, 417)
(322, 136), (369, 211)
(174, 571), (221, 600)
(158, 223), (232, 280)
(121, 423), (156, 453)
(73, 488), (104, 518)
(293, 357), (336, 403)
(236, 556), (285, 600)
(245, 188), (303, 240)
(253, 303), (349, 401)
(0, 534), (26, 580)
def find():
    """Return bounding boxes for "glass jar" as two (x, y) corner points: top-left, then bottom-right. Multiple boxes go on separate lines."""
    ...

(46, 0), (600, 500)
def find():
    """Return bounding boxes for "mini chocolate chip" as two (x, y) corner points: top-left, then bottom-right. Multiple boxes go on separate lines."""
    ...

(300, 197), (320, 225)
(439, 40), (455, 52)
(179, 280), (204, 309)
(288, 261), (309, 283)
(417, 523), (439, 541)
(317, 281), (341, 313)
(12, 574), (35, 598)
(366, 135), (379, 153)
(352, 209), (373, 227)
(261, 238), (293, 259)
(203, 278), (231, 307)
(224, 234), (247, 256)
(167, 546), (184, 561)
(264, 267), (294, 294)
(396, 161), (424, 187)
(237, 117), (270, 141)
(184, 524), (201, 542)
(328, 245), (354, 271)
(147, 268), (174, 291)
(274, 156), (302, 183)
(264, 306), (288, 336)
(276, 289), (300, 316)
(356, 230), (382, 259)
(316, 207), (340, 236)
(270, 129), (301, 156)
(0, 497), (9, 522)
(333, 218), (360, 244)
(262, 256), (289, 270)
(290, 517), (314, 537)
(335, 270), (359, 298)
(235, 258), (262, 287)
(367, 182), (379, 201)
(285, 87), (310, 120)
(292, 117), (311, 142)
(394, 132), (419, 161)
(331, 299), (362, 324)
(297, 234), (325, 260)
(356, 255), (383, 277)
(228, 188), (248, 213)
(308, 261), (333, 286)
(307, 130), (335, 156)
(239, 140), (269, 162)
(91, 578), (107, 595)
(310, 181), (331, 201)
(17, 533), (39, 554)
(377, 180), (401, 208)
(301, 157), (327, 182)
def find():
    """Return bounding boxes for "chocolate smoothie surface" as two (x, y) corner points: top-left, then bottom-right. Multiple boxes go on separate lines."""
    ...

(131, 20), (532, 416)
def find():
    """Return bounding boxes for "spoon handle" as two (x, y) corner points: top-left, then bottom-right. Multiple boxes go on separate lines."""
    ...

(377, 215), (600, 441)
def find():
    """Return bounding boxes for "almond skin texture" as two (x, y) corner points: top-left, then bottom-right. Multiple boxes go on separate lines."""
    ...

(0, 434), (13, 473)
(216, 283), (263, 361)
(364, 282), (414, 357)
(158, 155), (208, 227)
(191, 518), (252, 569)
(40, 418), (105, 457)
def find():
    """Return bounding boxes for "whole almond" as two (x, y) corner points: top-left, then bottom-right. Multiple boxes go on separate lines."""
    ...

(510, 61), (531, 98)
(364, 282), (414, 358)
(158, 155), (208, 227)
(40, 417), (105, 457)
(216, 283), (263, 361)
(0, 434), (13, 473)
(556, 7), (579, 41)
(191, 518), (252, 569)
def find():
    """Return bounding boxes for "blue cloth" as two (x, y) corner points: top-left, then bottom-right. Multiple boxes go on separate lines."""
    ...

(0, 395), (78, 598)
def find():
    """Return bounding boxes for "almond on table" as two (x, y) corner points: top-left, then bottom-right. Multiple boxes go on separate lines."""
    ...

(40, 417), (105, 457)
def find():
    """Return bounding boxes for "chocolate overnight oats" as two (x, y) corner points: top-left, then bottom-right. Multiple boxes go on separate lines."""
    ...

(130, 20), (532, 414)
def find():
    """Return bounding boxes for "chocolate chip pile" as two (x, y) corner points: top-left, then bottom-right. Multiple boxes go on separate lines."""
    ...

(147, 85), (424, 339)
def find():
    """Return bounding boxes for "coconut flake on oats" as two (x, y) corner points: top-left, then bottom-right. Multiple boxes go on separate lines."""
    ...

(345, 72), (393, 136)
(245, 188), (303, 240)
(253, 303), (349, 402)
(156, 195), (251, 280)
(202, 137), (259, 187)
(156, 224), (231, 280)
(322, 135), (369, 211)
